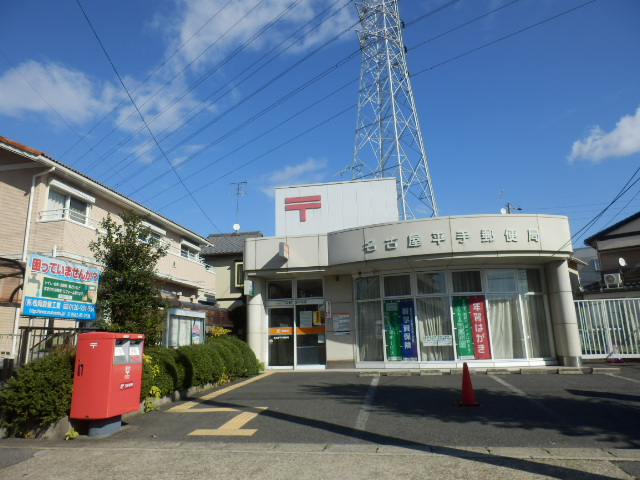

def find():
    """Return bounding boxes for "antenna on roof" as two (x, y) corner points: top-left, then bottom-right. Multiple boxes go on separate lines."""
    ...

(230, 181), (247, 233)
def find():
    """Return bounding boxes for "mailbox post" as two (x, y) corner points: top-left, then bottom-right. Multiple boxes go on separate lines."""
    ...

(70, 332), (144, 437)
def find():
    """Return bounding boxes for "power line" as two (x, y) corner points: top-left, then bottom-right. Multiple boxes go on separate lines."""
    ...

(81, 0), (348, 183)
(111, 0), (538, 196)
(413, 0), (598, 75)
(79, 0), (266, 175)
(557, 164), (640, 250)
(107, 1), (359, 190)
(62, 0), (237, 166)
(140, 75), (359, 205)
(135, 0), (600, 210)
(75, 0), (222, 233)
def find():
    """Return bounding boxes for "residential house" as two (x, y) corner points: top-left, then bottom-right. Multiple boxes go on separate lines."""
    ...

(201, 231), (263, 339)
(573, 212), (640, 360)
(572, 246), (601, 295)
(581, 211), (640, 298)
(0, 136), (218, 359)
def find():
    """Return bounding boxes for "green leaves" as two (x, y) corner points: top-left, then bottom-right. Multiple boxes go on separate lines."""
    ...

(0, 350), (75, 437)
(89, 211), (168, 345)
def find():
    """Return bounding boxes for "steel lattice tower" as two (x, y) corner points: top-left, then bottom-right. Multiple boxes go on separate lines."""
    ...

(352, 0), (438, 219)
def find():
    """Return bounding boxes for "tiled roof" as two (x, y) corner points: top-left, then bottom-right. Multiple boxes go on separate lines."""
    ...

(201, 231), (263, 255)
(0, 136), (212, 245)
(584, 210), (640, 246)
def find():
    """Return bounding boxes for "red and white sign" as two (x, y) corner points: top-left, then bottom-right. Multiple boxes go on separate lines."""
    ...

(285, 195), (321, 222)
(469, 296), (491, 359)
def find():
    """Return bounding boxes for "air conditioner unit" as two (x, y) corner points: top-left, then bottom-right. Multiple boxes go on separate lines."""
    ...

(604, 272), (623, 289)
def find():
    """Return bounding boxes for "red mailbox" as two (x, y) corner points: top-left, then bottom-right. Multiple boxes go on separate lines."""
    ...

(70, 332), (145, 420)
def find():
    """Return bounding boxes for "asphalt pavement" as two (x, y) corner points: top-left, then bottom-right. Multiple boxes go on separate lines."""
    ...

(1, 365), (639, 479)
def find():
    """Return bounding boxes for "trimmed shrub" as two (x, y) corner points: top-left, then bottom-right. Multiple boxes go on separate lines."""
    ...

(141, 346), (183, 399)
(201, 342), (225, 384)
(0, 349), (75, 437)
(216, 335), (261, 377)
(206, 339), (237, 379)
(176, 344), (214, 388)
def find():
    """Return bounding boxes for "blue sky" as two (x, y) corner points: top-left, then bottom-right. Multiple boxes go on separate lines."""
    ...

(1, 0), (639, 247)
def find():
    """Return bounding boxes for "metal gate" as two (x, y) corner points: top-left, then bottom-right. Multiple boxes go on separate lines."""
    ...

(575, 298), (640, 358)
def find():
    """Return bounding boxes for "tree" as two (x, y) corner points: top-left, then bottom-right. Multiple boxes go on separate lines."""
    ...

(89, 211), (168, 345)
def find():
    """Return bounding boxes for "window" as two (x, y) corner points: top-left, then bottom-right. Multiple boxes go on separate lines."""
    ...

(355, 276), (379, 300)
(139, 222), (166, 246)
(234, 262), (244, 288)
(415, 272), (452, 361)
(416, 272), (446, 295)
(452, 271), (482, 293)
(268, 280), (292, 299)
(353, 268), (552, 364)
(296, 278), (323, 298)
(46, 183), (93, 225)
(354, 276), (383, 362)
(383, 274), (411, 297)
(180, 240), (201, 262)
(487, 269), (517, 292)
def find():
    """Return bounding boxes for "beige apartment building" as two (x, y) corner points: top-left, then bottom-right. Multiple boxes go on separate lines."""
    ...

(0, 136), (216, 359)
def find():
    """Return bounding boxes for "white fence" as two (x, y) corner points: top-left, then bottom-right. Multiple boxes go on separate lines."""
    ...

(575, 298), (640, 358)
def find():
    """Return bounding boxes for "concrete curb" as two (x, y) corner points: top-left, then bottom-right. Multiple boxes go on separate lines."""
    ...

(359, 367), (622, 376)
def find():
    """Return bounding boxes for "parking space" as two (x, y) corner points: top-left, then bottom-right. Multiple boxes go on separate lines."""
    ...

(115, 366), (640, 449)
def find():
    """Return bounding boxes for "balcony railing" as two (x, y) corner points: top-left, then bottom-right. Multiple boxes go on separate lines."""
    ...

(38, 208), (100, 228)
(37, 209), (212, 271)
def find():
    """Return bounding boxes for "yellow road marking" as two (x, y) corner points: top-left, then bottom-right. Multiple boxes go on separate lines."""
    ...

(200, 372), (275, 401)
(167, 372), (275, 412)
(188, 429), (257, 436)
(188, 408), (267, 437)
(169, 406), (239, 413)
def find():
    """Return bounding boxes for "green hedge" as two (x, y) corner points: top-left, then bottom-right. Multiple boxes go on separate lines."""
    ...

(141, 345), (183, 397)
(0, 349), (76, 437)
(0, 335), (261, 437)
(142, 335), (261, 398)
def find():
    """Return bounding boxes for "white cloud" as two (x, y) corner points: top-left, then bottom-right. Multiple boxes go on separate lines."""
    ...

(163, 0), (356, 73)
(569, 107), (640, 162)
(0, 61), (119, 124)
(258, 157), (328, 196)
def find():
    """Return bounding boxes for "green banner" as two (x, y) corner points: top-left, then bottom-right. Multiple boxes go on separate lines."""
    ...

(384, 301), (402, 361)
(453, 297), (474, 359)
(42, 277), (89, 302)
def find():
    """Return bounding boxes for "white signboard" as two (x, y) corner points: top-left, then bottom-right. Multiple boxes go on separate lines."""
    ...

(422, 335), (454, 347)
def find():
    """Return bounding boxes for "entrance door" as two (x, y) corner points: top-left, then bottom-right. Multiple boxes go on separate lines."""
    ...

(296, 304), (326, 365)
(268, 308), (294, 367)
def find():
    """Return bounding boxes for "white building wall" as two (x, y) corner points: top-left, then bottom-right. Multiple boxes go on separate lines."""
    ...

(275, 178), (398, 236)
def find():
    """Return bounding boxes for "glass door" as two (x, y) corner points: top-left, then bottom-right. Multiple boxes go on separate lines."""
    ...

(296, 304), (326, 365)
(268, 307), (294, 367)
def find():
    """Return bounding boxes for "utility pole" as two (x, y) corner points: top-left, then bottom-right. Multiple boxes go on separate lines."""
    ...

(352, 0), (438, 219)
(505, 203), (522, 214)
(230, 181), (247, 232)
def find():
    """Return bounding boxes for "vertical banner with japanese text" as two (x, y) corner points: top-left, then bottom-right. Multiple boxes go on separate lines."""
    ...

(453, 296), (492, 360)
(384, 301), (402, 360)
(21, 254), (100, 320)
(400, 300), (418, 361)
(469, 296), (491, 359)
(384, 300), (417, 361)
(453, 297), (474, 359)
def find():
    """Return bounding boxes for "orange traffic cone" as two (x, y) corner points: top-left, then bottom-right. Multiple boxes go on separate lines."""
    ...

(457, 362), (481, 407)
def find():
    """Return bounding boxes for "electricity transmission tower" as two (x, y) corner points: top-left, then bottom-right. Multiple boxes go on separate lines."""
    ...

(352, 0), (438, 219)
